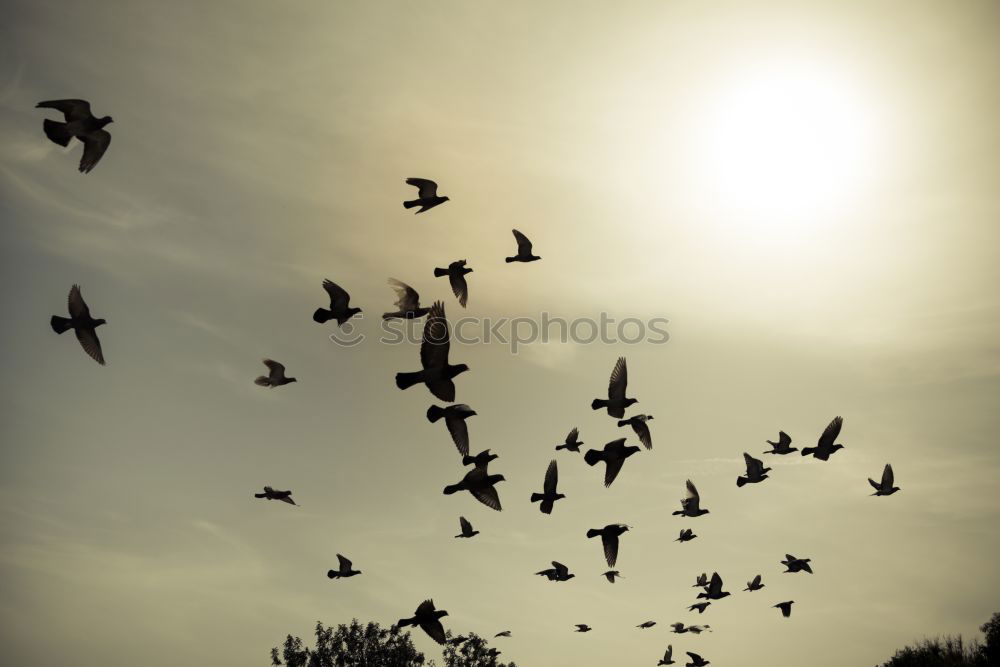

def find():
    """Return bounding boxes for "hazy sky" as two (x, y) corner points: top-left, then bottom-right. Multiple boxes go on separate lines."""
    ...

(1, 1), (998, 665)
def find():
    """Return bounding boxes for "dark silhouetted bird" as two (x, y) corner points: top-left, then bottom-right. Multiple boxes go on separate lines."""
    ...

(383, 278), (430, 320)
(688, 602), (711, 614)
(673, 480), (710, 517)
(530, 459), (565, 514)
(869, 463), (900, 496)
(494, 631), (511, 638)
(764, 431), (797, 455)
(50, 284), (107, 365)
(433, 260), (472, 308)
(617, 414), (653, 449)
(602, 570), (623, 583)
(637, 621), (657, 629)
(312, 279), (361, 326)
(254, 486), (298, 506)
(396, 599), (448, 645)
(255, 359), (297, 387)
(693, 573), (708, 588)
(505, 229), (541, 263)
(687, 625), (711, 634)
(591, 356), (638, 418)
(462, 449), (498, 469)
(403, 178), (449, 214)
(443, 466), (504, 511)
(774, 601), (794, 618)
(737, 453), (771, 487)
(781, 554), (813, 574)
(427, 404), (476, 456)
(327, 554), (361, 579)
(575, 624), (592, 633)
(587, 524), (630, 567)
(455, 516), (478, 538)
(744, 574), (764, 592)
(396, 302), (469, 401)
(802, 416), (844, 460)
(697, 573), (730, 600)
(486, 648), (502, 658)
(676, 529), (696, 543)
(535, 561), (575, 581)
(555, 427), (583, 452)
(658, 645), (676, 665)
(686, 651), (710, 667)
(36, 99), (112, 173)
(584, 438), (641, 487)
(447, 635), (468, 646)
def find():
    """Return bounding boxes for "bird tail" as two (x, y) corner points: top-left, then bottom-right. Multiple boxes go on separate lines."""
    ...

(396, 617), (416, 628)
(403, 199), (421, 209)
(736, 476), (747, 488)
(583, 449), (602, 466)
(433, 267), (449, 277)
(616, 419), (629, 426)
(591, 399), (608, 411)
(42, 119), (73, 147)
(442, 483), (462, 495)
(253, 493), (267, 498)
(50, 315), (72, 334)
(427, 405), (446, 423)
(382, 311), (400, 320)
(801, 447), (816, 456)
(254, 376), (272, 387)
(395, 371), (423, 390)
(540, 502), (553, 515)
(586, 528), (601, 538)
(530, 493), (543, 503)
(555, 444), (569, 451)
(505, 257), (516, 263)
(312, 308), (333, 324)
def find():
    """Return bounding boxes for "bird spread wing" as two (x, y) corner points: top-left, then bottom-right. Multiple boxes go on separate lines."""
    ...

(446, 415), (470, 456)
(604, 458), (626, 487)
(744, 453), (763, 476)
(322, 279), (351, 309)
(543, 459), (558, 494)
(459, 516), (472, 533)
(633, 420), (652, 449)
(263, 359), (285, 379)
(683, 480), (701, 511)
(75, 327), (105, 365)
(415, 599), (436, 616)
(388, 278), (420, 311)
(37, 99), (92, 121)
(602, 533), (619, 567)
(779, 431), (791, 446)
(751, 574), (761, 587)
(565, 427), (579, 445)
(553, 561), (569, 577)
(608, 356), (628, 401)
(337, 554), (352, 571)
(664, 645), (672, 660)
(708, 572), (722, 595)
(512, 229), (533, 255)
(406, 177), (438, 199)
(421, 619), (447, 645)
(448, 271), (468, 307)
(420, 302), (451, 369)
(67, 284), (91, 319)
(470, 482), (502, 511)
(882, 464), (894, 487)
(818, 416), (843, 449)
(79, 129), (111, 173)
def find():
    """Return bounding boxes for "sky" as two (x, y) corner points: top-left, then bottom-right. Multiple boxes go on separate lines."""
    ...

(1, 1), (998, 665)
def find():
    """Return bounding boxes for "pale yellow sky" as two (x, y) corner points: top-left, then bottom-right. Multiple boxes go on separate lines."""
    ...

(1, 1), (998, 665)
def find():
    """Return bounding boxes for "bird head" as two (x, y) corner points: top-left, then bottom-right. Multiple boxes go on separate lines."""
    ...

(555, 493), (566, 501)
(435, 610), (449, 619)
(100, 116), (114, 126)
(441, 196), (451, 203)
(288, 377), (298, 383)
(489, 474), (507, 484)
(95, 318), (107, 327)
(452, 363), (470, 375)
(831, 444), (844, 453)
(626, 398), (639, 407)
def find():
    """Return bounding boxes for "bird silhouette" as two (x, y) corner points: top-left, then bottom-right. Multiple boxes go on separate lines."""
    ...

(443, 466), (505, 511)
(505, 229), (541, 263)
(447, 635), (468, 646)
(312, 279), (361, 326)
(744, 574), (764, 592)
(395, 302), (469, 401)
(869, 463), (900, 496)
(383, 278), (431, 320)
(254, 486), (298, 506)
(462, 449), (498, 469)
(685, 651), (710, 667)
(327, 554), (361, 579)
(637, 621), (657, 629)
(602, 570), (624, 583)
(774, 601), (795, 618)
(555, 427), (583, 452)
(676, 528), (697, 543)
(494, 630), (512, 638)
(617, 414), (654, 449)
(36, 99), (112, 172)
(673, 480), (710, 517)
(591, 356), (638, 418)
(396, 599), (448, 644)
(455, 516), (479, 538)
(688, 602), (711, 614)
(535, 561), (575, 581)
(781, 554), (813, 574)
(50, 284), (107, 365)
(658, 645), (676, 665)
(584, 438), (641, 487)
(530, 459), (565, 514)
(586, 524), (630, 567)
(427, 404), (477, 456)
(692, 573), (708, 588)
(737, 453), (771, 487)
(575, 624), (592, 633)
(254, 359), (297, 387)
(697, 572), (730, 600)
(801, 416), (845, 460)
(403, 178), (449, 214)
(433, 260), (473, 308)
(764, 431), (797, 455)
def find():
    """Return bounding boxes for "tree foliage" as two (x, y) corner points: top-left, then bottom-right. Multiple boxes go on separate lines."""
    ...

(442, 632), (516, 667)
(272, 619), (430, 667)
(878, 612), (998, 667)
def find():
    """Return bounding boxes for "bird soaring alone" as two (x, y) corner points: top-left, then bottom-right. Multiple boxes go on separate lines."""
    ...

(584, 438), (641, 488)
(637, 621), (657, 629)
(869, 463), (900, 496)
(36, 99), (112, 173)
(658, 645), (676, 665)
(697, 572), (731, 601)
(327, 554), (361, 579)
(555, 427), (583, 452)
(591, 356), (638, 418)
(693, 573), (708, 588)
(312, 279), (361, 326)
(617, 414), (654, 449)
(575, 624), (592, 633)
(689, 602), (711, 614)
(802, 416), (845, 460)
(602, 570), (623, 583)
(433, 260), (473, 308)
(737, 452), (771, 487)
(455, 516), (479, 538)
(443, 466), (505, 511)
(50, 284), (107, 365)
(686, 651), (710, 667)
(535, 561), (575, 582)
(676, 528), (696, 543)
(587, 524), (630, 568)
(254, 486), (298, 506)
(254, 359), (297, 387)
(396, 600), (449, 645)
(781, 554), (813, 574)
(530, 459), (565, 514)
(383, 278), (430, 320)
(505, 229), (541, 263)
(673, 480), (710, 517)
(462, 449), (498, 469)
(427, 404), (477, 456)
(494, 631), (512, 638)
(403, 178), (449, 214)
(774, 601), (795, 618)
(764, 431), (797, 455)
(395, 302), (469, 401)
(744, 574), (764, 592)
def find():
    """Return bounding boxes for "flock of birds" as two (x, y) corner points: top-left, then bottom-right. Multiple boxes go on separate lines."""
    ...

(37, 99), (903, 666)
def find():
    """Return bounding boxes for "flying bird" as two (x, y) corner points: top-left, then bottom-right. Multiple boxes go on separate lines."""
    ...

(427, 404), (477, 456)
(673, 480), (710, 517)
(685, 651), (710, 667)
(447, 635), (468, 646)
(869, 463), (900, 496)
(530, 459), (565, 514)
(764, 431), (797, 455)
(697, 572), (731, 600)
(535, 561), (575, 582)
(584, 438), (641, 487)
(575, 624), (592, 633)
(693, 573), (708, 588)
(591, 356), (638, 418)
(36, 99), (112, 173)
(433, 260), (473, 308)
(462, 449), (498, 469)
(617, 414), (654, 449)
(676, 529), (696, 543)
(637, 621), (657, 629)
(254, 359), (297, 387)
(802, 416), (845, 460)
(687, 625), (711, 635)
(395, 302), (469, 401)
(688, 602), (711, 614)
(327, 554), (361, 579)
(396, 599), (449, 645)
(494, 631), (512, 638)
(737, 452), (771, 487)
(254, 486), (298, 506)
(744, 574), (764, 592)
(505, 229), (541, 263)
(781, 554), (813, 574)
(443, 466), (505, 511)
(455, 516), (479, 539)
(403, 178), (449, 214)
(555, 427), (583, 452)
(312, 279), (361, 326)
(658, 645), (676, 665)
(670, 622), (711, 635)
(586, 524), (630, 567)
(383, 278), (431, 320)
(602, 570), (623, 584)
(50, 284), (107, 365)
(774, 601), (795, 618)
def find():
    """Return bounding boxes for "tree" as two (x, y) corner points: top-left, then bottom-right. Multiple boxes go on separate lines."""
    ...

(878, 612), (997, 667)
(442, 633), (516, 667)
(272, 619), (431, 667)
(978, 612), (999, 665)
